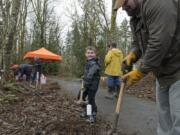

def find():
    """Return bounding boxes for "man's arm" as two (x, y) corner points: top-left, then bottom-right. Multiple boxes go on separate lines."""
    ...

(139, 0), (177, 74)
(130, 18), (142, 61)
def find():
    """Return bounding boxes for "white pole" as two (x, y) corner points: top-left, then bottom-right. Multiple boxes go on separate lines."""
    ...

(36, 72), (39, 89)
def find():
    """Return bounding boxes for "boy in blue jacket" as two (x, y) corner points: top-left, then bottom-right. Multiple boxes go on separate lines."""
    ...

(81, 46), (101, 123)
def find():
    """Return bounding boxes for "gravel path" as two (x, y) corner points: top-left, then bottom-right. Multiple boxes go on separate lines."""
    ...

(53, 78), (157, 135)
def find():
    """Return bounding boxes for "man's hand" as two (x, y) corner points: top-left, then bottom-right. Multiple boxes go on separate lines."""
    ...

(122, 70), (144, 86)
(122, 52), (136, 66)
(121, 52), (136, 74)
(121, 63), (133, 74)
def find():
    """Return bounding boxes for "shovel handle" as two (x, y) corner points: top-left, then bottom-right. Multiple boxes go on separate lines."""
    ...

(115, 81), (126, 113)
(79, 80), (84, 102)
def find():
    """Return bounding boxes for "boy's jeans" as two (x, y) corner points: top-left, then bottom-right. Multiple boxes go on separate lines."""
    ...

(107, 76), (121, 95)
(107, 76), (120, 88)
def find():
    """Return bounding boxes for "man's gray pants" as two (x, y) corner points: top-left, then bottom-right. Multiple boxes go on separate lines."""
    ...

(156, 80), (180, 135)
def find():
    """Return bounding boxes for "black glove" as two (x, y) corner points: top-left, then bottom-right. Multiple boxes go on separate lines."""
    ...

(121, 62), (133, 74)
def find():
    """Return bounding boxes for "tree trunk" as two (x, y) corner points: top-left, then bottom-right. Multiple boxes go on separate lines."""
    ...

(22, 1), (27, 57)
(4, 0), (21, 80)
(110, 0), (117, 41)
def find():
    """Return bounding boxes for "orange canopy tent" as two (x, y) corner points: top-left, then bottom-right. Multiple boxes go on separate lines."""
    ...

(24, 47), (62, 61)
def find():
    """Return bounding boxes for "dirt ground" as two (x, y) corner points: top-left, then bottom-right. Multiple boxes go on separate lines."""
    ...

(0, 81), (131, 135)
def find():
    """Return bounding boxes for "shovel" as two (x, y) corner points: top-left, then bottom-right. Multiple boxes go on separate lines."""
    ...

(108, 63), (131, 134)
(109, 80), (126, 134)
(76, 79), (86, 105)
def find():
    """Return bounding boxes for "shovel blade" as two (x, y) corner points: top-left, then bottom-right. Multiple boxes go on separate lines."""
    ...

(112, 113), (120, 133)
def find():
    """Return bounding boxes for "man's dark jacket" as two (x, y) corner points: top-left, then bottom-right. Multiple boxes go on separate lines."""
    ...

(131, 0), (180, 86)
(17, 64), (32, 81)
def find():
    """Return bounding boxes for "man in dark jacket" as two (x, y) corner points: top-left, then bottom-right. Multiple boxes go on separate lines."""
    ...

(32, 57), (42, 83)
(81, 46), (100, 123)
(114, 0), (180, 134)
(14, 64), (33, 81)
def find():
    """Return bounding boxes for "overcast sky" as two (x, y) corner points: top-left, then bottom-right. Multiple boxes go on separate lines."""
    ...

(53, 0), (129, 39)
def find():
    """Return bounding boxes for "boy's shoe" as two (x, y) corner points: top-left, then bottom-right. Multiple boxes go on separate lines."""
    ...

(86, 115), (96, 123)
(114, 86), (120, 98)
(105, 94), (114, 100)
(80, 112), (88, 118)
(113, 92), (118, 98)
(105, 87), (115, 100)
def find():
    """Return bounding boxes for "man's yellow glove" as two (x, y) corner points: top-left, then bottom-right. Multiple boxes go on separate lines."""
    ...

(122, 70), (144, 86)
(123, 52), (136, 66)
